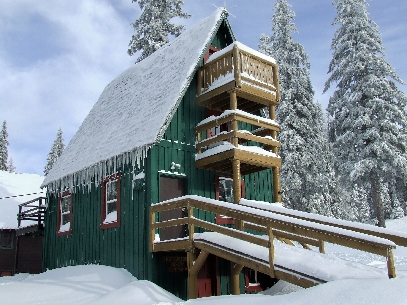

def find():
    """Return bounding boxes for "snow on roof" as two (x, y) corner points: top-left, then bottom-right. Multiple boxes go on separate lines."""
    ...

(42, 8), (232, 188)
(0, 170), (44, 229)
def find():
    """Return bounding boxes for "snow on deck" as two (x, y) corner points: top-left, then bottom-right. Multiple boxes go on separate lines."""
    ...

(196, 109), (279, 127)
(43, 8), (231, 188)
(206, 41), (277, 64)
(194, 232), (387, 282)
(0, 170), (44, 229)
(195, 142), (279, 160)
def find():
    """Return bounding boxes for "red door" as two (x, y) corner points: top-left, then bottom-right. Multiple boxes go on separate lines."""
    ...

(197, 254), (219, 298)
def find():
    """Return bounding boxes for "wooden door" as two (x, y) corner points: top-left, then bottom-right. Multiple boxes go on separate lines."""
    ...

(159, 176), (186, 241)
(197, 254), (219, 298)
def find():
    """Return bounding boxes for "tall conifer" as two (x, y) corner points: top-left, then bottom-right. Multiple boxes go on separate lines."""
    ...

(44, 128), (65, 176)
(0, 120), (9, 171)
(259, 0), (341, 216)
(324, 0), (407, 226)
(128, 0), (190, 62)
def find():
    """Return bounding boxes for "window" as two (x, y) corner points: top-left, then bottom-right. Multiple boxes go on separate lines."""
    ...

(0, 231), (13, 249)
(57, 190), (72, 236)
(203, 45), (220, 64)
(244, 268), (278, 292)
(101, 173), (121, 229)
(215, 175), (245, 224)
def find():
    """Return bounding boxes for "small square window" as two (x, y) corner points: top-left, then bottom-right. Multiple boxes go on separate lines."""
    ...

(215, 176), (245, 224)
(101, 173), (121, 229)
(0, 231), (13, 249)
(57, 191), (72, 236)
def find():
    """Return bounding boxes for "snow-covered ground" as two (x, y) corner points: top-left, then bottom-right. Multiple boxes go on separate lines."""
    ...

(1, 216), (407, 304)
(0, 170), (44, 228)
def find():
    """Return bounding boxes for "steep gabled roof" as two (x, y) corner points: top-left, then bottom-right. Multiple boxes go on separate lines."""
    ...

(43, 9), (234, 188)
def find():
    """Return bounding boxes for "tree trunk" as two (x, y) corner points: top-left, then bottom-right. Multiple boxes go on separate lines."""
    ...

(370, 171), (386, 227)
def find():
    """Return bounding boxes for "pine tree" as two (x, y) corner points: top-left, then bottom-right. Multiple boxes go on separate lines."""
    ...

(128, 0), (190, 62)
(44, 128), (65, 176)
(7, 157), (15, 173)
(259, 0), (341, 217)
(324, 0), (407, 227)
(0, 120), (9, 171)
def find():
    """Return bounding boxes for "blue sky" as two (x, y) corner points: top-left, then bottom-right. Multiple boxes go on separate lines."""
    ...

(0, 0), (406, 175)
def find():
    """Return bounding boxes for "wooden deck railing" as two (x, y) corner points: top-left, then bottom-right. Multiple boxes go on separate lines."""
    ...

(150, 196), (397, 280)
(197, 44), (280, 100)
(17, 197), (47, 228)
(195, 110), (281, 155)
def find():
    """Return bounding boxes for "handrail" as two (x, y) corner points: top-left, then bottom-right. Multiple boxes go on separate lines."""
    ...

(194, 111), (281, 155)
(150, 196), (397, 279)
(239, 199), (407, 248)
(17, 197), (47, 228)
(197, 45), (279, 96)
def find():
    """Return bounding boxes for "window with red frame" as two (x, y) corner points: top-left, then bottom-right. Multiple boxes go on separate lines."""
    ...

(101, 173), (121, 229)
(57, 190), (72, 236)
(203, 45), (220, 64)
(215, 175), (245, 224)
(244, 268), (278, 292)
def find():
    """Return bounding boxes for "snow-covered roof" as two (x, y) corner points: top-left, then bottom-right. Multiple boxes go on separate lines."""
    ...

(42, 8), (233, 188)
(0, 170), (44, 229)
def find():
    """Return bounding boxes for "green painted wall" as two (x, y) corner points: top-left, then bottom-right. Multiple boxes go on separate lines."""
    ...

(42, 21), (275, 300)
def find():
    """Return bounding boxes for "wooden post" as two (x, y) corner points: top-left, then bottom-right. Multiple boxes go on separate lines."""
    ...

(272, 64), (280, 102)
(387, 250), (396, 278)
(319, 240), (325, 254)
(196, 131), (201, 154)
(188, 250), (209, 299)
(269, 105), (281, 203)
(38, 198), (42, 227)
(233, 45), (241, 87)
(150, 211), (155, 252)
(230, 262), (244, 295)
(233, 159), (243, 230)
(268, 226), (275, 278)
(230, 90), (237, 110)
(188, 206), (194, 245)
(18, 205), (22, 227)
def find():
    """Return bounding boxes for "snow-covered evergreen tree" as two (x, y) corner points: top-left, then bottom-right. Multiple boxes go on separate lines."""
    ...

(44, 128), (65, 176)
(324, 0), (407, 227)
(0, 120), (9, 171)
(128, 0), (190, 62)
(7, 157), (15, 173)
(259, 0), (341, 217)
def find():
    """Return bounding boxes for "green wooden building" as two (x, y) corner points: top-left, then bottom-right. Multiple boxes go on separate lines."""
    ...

(41, 8), (282, 299)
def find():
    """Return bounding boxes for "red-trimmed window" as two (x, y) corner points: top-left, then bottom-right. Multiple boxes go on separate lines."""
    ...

(100, 173), (121, 229)
(215, 175), (245, 224)
(204, 45), (220, 64)
(245, 268), (263, 292)
(57, 190), (72, 236)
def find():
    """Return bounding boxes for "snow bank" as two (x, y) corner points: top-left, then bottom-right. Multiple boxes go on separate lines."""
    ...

(0, 265), (181, 305)
(0, 170), (44, 229)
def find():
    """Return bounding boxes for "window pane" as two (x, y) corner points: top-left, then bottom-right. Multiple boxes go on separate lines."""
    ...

(0, 232), (13, 249)
(61, 196), (71, 214)
(106, 179), (118, 203)
(107, 200), (117, 215)
(219, 178), (234, 203)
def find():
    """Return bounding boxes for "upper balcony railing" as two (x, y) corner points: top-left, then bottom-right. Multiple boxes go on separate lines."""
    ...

(17, 197), (47, 228)
(196, 42), (280, 110)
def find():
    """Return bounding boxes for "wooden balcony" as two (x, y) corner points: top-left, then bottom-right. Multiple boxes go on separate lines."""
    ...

(195, 110), (281, 175)
(196, 42), (280, 113)
(17, 197), (47, 229)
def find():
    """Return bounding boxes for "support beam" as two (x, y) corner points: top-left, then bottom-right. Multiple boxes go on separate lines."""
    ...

(230, 262), (244, 295)
(269, 104), (281, 202)
(232, 159), (243, 230)
(387, 250), (396, 279)
(188, 250), (209, 299)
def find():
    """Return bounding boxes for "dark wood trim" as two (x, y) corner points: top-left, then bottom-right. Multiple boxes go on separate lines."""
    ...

(56, 190), (72, 237)
(100, 173), (121, 229)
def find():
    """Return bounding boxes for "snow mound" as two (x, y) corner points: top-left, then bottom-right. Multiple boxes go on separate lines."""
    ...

(0, 265), (181, 305)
